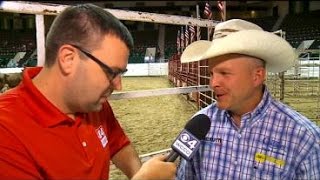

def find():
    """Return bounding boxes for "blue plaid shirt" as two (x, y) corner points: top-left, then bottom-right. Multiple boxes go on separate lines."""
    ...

(177, 88), (320, 180)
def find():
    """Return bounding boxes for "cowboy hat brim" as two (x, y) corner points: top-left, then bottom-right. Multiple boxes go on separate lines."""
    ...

(181, 29), (295, 73)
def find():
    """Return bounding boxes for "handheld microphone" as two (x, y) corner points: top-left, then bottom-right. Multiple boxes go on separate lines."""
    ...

(164, 114), (211, 162)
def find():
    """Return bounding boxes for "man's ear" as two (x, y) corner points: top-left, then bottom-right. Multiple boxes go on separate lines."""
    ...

(253, 67), (266, 86)
(57, 45), (77, 75)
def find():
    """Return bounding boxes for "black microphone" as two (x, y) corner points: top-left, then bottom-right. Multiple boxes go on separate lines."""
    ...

(164, 114), (211, 162)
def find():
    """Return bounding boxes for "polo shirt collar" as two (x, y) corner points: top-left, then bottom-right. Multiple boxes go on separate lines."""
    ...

(20, 67), (75, 127)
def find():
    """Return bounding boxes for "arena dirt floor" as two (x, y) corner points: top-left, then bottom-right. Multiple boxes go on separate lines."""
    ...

(108, 76), (198, 180)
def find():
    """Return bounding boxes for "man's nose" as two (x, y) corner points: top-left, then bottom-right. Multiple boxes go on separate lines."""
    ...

(210, 74), (220, 88)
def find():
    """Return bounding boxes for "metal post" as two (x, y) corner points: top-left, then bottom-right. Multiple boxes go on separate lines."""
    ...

(35, 14), (45, 66)
(196, 4), (201, 109)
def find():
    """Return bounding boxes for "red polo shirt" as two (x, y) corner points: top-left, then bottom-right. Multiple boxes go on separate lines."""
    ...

(0, 67), (130, 179)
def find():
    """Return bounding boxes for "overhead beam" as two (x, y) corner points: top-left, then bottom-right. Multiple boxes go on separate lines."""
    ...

(0, 1), (218, 27)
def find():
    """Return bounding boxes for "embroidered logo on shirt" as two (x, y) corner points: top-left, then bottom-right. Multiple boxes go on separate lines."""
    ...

(262, 138), (286, 155)
(96, 126), (108, 148)
(205, 137), (222, 145)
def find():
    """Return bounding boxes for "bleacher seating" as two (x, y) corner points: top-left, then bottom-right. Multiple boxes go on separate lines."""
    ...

(309, 40), (320, 49)
(164, 42), (176, 59)
(0, 30), (36, 67)
(279, 10), (320, 49)
(129, 51), (144, 63)
(18, 50), (34, 67)
(245, 16), (278, 31)
(129, 30), (158, 63)
(23, 56), (37, 67)
(2, 10), (318, 67)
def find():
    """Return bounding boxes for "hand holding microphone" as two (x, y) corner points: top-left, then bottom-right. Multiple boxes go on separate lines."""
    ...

(132, 114), (210, 180)
(165, 114), (211, 162)
(132, 155), (176, 180)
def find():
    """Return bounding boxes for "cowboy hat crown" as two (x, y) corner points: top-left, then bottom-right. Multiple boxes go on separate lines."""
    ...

(181, 19), (296, 73)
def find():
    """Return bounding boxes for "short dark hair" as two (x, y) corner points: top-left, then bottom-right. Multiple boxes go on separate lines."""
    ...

(45, 4), (134, 67)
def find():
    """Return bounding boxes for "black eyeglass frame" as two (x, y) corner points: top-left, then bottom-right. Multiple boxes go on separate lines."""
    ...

(70, 44), (127, 80)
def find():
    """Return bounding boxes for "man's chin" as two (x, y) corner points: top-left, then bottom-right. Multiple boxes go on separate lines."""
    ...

(89, 104), (103, 112)
(104, 89), (114, 97)
(87, 98), (106, 112)
(216, 102), (228, 110)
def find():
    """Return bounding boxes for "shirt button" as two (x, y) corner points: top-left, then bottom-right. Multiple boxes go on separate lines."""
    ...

(238, 134), (242, 138)
(234, 161), (238, 165)
(82, 141), (87, 147)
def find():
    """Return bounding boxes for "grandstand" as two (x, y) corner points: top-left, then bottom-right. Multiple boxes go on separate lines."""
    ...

(1, 1), (319, 65)
(280, 9), (320, 49)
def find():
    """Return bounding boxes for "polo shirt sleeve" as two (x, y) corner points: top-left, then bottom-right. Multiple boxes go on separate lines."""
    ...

(0, 124), (42, 179)
(102, 102), (130, 158)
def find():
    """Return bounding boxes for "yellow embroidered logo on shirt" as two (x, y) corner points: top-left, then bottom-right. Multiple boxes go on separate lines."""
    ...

(255, 153), (285, 167)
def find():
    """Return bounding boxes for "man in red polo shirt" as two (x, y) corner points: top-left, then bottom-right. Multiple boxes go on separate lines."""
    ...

(0, 3), (176, 180)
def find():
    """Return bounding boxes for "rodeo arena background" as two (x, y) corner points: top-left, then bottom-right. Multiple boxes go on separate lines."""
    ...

(0, 1), (320, 179)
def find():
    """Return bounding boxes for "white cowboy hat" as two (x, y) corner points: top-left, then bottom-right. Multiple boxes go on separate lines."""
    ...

(181, 19), (295, 73)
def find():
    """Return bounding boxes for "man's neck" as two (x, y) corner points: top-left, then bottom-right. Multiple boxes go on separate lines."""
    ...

(32, 68), (71, 117)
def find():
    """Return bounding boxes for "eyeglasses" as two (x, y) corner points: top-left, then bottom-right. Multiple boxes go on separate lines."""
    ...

(70, 44), (127, 81)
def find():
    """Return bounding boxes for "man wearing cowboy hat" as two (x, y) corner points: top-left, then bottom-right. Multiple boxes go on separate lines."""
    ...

(177, 19), (320, 179)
